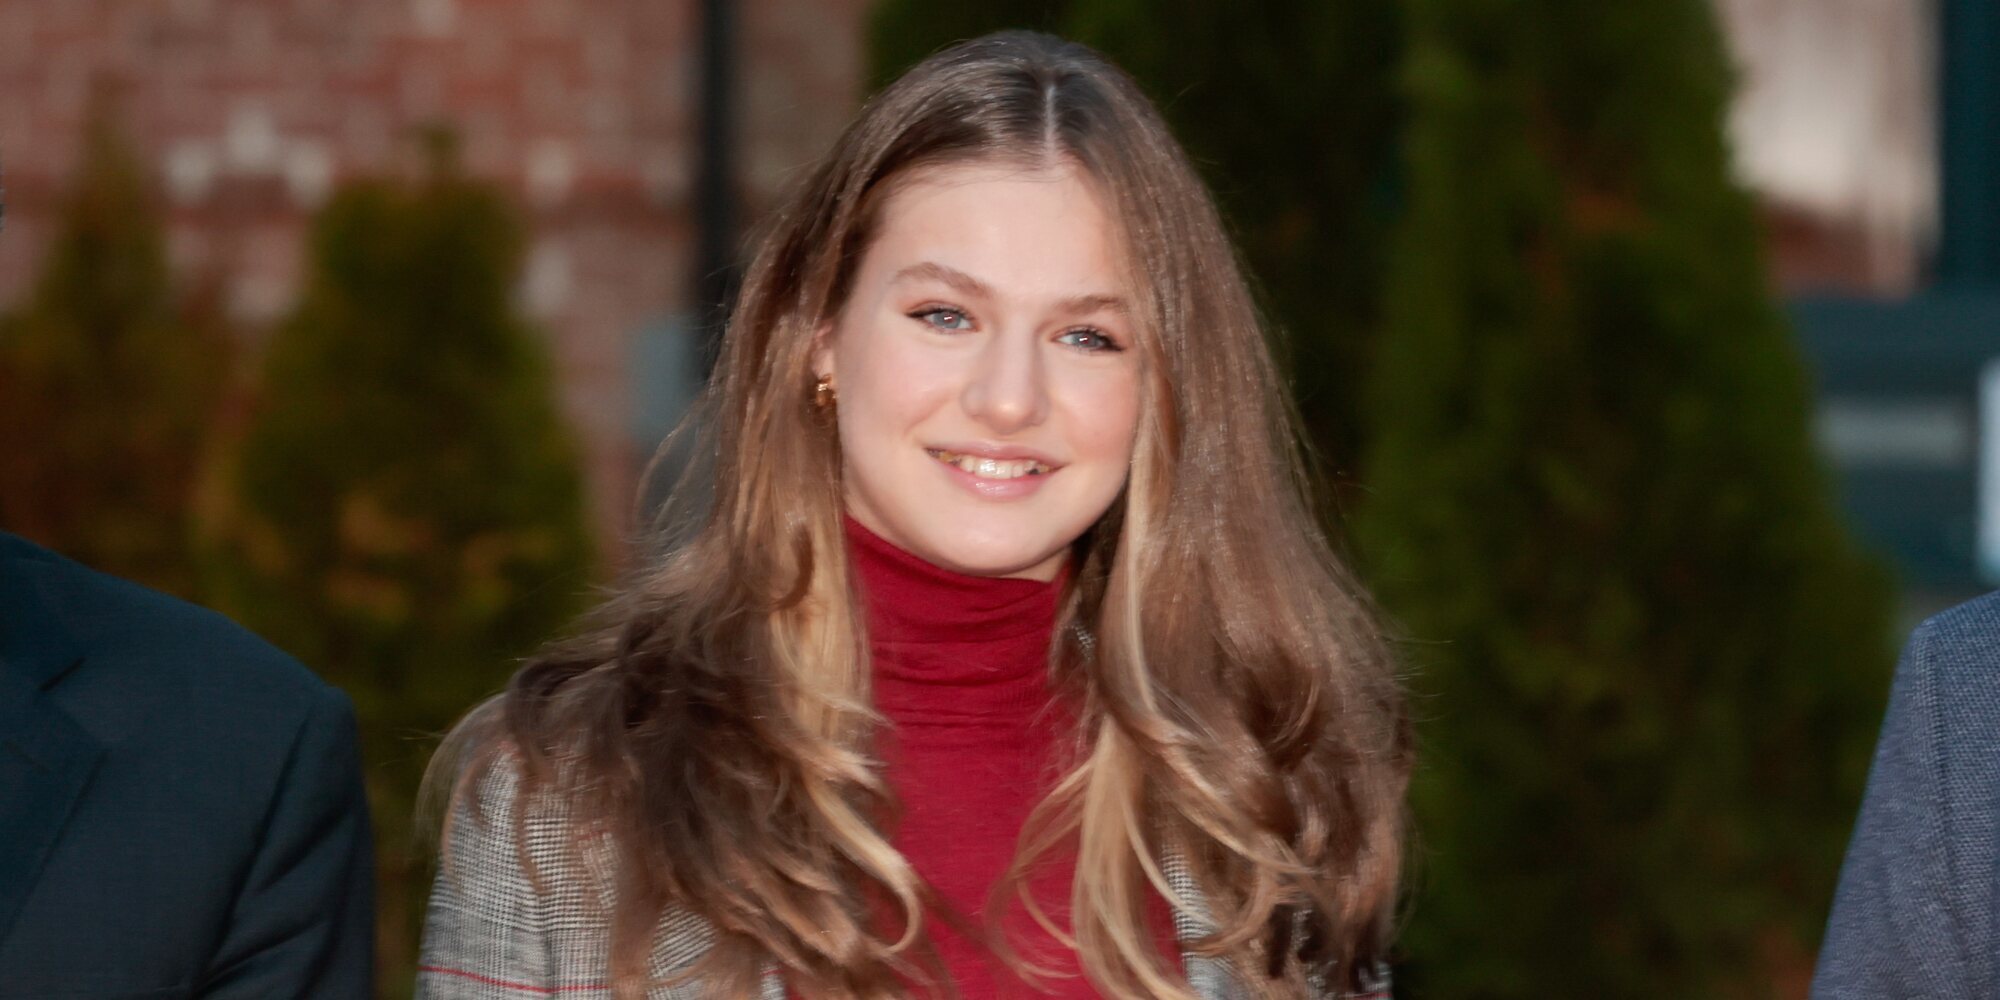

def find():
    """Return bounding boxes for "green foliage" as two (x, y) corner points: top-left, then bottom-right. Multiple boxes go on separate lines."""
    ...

(867, 0), (1073, 92)
(0, 95), (231, 595)
(868, 0), (1403, 497)
(204, 150), (593, 995)
(1357, 1), (1895, 995)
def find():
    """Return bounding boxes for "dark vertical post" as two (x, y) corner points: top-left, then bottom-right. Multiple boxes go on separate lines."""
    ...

(1937, 0), (2000, 289)
(694, 0), (739, 372)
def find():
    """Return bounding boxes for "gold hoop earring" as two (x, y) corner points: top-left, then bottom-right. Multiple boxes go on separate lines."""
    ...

(814, 373), (836, 410)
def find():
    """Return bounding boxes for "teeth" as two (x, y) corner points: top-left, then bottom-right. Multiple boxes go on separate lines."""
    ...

(929, 449), (1049, 479)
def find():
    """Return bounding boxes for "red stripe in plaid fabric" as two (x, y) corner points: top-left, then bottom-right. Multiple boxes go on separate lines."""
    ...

(418, 966), (610, 994)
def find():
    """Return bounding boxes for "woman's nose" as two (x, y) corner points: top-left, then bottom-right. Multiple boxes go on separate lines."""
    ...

(960, 328), (1050, 434)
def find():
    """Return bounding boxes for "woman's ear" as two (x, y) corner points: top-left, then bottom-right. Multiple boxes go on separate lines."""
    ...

(811, 320), (836, 382)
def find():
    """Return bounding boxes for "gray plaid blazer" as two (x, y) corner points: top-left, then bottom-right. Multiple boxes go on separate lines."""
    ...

(415, 762), (1388, 999)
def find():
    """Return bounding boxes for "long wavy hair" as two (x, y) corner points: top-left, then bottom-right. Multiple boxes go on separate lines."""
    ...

(432, 30), (1409, 1000)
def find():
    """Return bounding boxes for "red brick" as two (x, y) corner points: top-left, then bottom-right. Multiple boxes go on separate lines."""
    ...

(0, 0), (867, 566)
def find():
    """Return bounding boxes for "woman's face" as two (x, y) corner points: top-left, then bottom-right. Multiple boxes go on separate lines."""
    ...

(816, 160), (1144, 581)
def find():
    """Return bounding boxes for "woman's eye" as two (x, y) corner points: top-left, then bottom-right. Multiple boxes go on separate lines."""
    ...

(1057, 327), (1122, 352)
(913, 307), (973, 332)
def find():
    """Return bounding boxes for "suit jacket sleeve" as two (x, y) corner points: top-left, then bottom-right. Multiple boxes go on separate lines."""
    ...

(1812, 614), (1995, 999)
(199, 688), (376, 999)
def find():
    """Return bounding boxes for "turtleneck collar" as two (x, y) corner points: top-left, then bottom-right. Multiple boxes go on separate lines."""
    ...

(843, 514), (1062, 647)
(844, 513), (1066, 730)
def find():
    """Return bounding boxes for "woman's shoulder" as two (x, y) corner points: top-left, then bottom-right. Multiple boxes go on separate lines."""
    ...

(420, 748), (737, 997)
(429, 748), (614, 931)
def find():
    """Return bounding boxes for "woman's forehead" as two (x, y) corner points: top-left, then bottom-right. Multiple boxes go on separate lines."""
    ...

(859, 161), (1139, 306)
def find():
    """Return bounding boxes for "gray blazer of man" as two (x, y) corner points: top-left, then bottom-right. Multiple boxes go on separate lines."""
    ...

(1813, 591), (2000, 998)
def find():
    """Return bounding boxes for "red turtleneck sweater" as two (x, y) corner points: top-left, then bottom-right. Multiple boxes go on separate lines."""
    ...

(845, 517), (1176, 998)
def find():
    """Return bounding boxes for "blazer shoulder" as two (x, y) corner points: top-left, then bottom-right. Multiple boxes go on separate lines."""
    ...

(421, 753), (610, 996)
(1905, 590), (2000, 687)
(2, 532), (341, 713)
(420, 752), (726, 998)
(1896, 588), (2000, 708)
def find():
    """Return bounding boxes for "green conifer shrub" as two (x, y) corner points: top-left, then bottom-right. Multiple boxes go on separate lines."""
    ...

(0, 95), (231, 595)
(1358, 2), (1895, 995)
(205, 145), (592, 994)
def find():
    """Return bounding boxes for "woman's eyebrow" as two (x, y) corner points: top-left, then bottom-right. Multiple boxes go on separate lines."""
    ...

(890, 260), (1126, 315)
(1057, 292), (1127, 316)
(890, 261), (992, 299)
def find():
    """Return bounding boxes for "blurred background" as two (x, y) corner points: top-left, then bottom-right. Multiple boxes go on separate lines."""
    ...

(1, 0), (1994, 997)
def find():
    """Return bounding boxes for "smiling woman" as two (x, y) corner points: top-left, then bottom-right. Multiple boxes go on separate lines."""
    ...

(416, 30), (1409, 1000)
(820, 163), (1141, 582)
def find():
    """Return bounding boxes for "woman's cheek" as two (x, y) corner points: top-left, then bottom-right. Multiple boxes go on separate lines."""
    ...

(1066, 370), (1144, 460)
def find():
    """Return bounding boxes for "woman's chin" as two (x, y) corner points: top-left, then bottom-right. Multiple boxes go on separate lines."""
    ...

(919, 531), (1066, 581)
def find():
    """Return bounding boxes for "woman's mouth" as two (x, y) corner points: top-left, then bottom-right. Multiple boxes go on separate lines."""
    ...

(926, 448), (1052, 480)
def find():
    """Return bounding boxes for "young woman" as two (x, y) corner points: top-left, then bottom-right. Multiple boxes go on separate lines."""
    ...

(417, 30), (1408, 1000)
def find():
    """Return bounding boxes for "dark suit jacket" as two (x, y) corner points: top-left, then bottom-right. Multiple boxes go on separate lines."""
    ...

(0, 533), (374, 999)
(1812, 590), (2000, 998)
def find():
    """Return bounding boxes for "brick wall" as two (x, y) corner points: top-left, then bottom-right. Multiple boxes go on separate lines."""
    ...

(0, 0), (869, 562)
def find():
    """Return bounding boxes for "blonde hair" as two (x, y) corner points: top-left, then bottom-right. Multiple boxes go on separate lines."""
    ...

(433, 30), (1409, 999)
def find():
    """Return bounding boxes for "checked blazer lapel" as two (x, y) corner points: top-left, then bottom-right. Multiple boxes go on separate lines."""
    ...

(0, 549), (103, 946)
